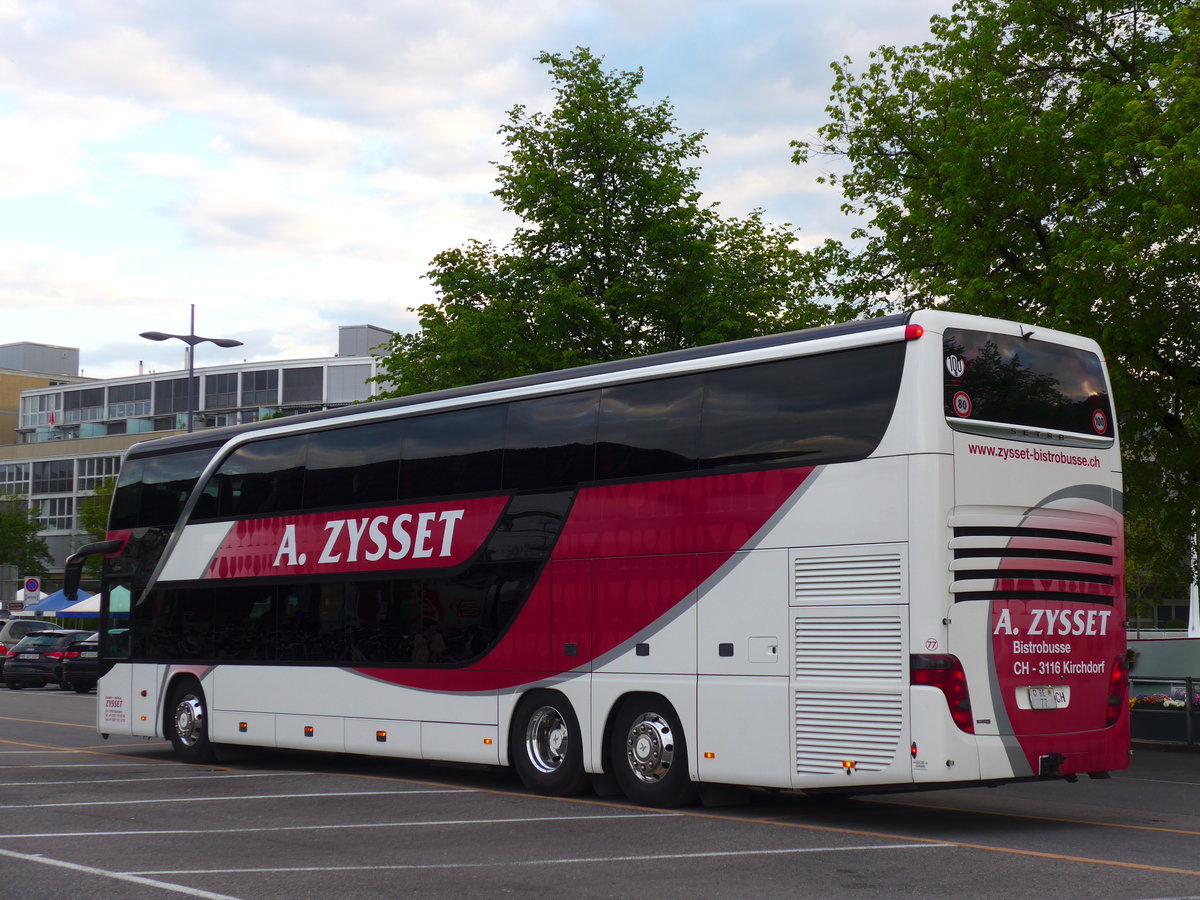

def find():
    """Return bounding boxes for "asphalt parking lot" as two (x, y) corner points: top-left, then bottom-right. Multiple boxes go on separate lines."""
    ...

(3, 687), (1200, 899)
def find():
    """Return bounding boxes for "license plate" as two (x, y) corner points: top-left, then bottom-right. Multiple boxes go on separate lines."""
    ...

(18, 653), (39, 660)
(80, 651), (97, 658)
(1028, 686), (1068, 709)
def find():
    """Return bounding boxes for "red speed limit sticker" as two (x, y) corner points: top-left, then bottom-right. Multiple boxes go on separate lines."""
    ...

(1092, 410), (1108, 434)
(952, 391), (972, 418)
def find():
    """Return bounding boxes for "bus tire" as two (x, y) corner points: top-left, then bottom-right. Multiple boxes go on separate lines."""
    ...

(166, 678), (216, 764)
(511, 691), (589, 797)
(609, 696), (696, 808)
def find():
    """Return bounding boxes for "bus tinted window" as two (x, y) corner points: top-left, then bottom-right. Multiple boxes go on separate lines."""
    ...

(503, 392), (599, 490)
(131, 587), (213, 659)
(597, 375), (702, 479)
(943, 329), (1113, 439)
(400, 405), (505, 499)
(109, 458), (145, 530)
(305, 421), (402, 508)
(116, 447), (217, 529)
(700, 345), (905, 467)
(206, 436), (308, 518)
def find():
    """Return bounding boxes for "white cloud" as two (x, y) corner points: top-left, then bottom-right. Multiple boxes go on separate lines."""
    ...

(0, 0), (955, 379)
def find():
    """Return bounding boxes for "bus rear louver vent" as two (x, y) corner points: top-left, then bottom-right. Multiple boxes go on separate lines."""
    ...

(795, 692), (902, 775)
(793, 554), (903, 605)
(795, 617), (904, 681)
(949, 514), (1118, 604)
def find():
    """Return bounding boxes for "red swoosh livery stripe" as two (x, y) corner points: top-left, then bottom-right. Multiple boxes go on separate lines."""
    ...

(356, 467), (814, 691)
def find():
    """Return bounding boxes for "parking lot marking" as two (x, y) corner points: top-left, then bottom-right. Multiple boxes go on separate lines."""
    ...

(0, 848), (245, 900)
(0, 772), (294, 788)
(0, 714), (94, 730)
(864, 797), (1200, 839)
(130, 843), (952, 876)
(2, 812), (667, 839)
(1, 763), (152, 769)
(0, 788), (466, 810)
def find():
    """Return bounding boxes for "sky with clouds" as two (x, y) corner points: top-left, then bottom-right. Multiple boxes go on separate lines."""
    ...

(2, 0), (952, 379)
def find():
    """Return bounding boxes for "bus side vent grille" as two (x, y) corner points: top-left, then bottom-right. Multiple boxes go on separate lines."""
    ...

(795, 617), (904, 681)
(795, 692), (903, 775)
(792, 553), (903, 605)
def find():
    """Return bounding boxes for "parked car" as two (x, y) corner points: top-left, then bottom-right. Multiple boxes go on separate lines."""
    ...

(60, 632), (100, 693)
(0, 617), (57, 652)
(2, 630), (93, 690)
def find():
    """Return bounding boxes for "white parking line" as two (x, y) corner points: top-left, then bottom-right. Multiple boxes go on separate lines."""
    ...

(0, 788), (465, 810)
(0, 772), (296, 788)
(0, 764), (155, 769)
(3, 812), (669, 839)
(132, 843), (952, 876)
(0, 848), (244, 900)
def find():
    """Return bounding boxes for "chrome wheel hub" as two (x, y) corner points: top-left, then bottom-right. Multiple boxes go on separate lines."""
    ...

(624, 712), (674, 784)
(525, 705), (569, 773)
(174, 695), (204, 748)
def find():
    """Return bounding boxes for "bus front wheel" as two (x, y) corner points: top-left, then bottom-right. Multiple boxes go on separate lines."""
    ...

(167, 678), (216, 764)
(610, 696), (696, 808)
(511, 691), (589, 797)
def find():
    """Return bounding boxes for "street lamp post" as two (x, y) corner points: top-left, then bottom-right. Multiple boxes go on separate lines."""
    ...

(140, 304), (243, 433)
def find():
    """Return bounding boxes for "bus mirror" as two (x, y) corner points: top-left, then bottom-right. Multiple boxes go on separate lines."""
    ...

(63, 539), (124, 602)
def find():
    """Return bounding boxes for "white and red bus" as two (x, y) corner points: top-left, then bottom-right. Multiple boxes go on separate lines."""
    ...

(67, 310), (1128, 806)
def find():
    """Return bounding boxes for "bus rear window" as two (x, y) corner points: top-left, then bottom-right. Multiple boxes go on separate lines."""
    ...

(943, 328), (1112, 443)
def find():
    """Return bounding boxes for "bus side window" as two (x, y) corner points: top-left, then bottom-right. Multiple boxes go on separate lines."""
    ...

(698, 346), (904, 469)
(596, 375), (702, 480)
(503, 391), (599, 490)
(400, 406), (506, 501)
(305, 420), (402, 509)
(209, 435), (308, 518)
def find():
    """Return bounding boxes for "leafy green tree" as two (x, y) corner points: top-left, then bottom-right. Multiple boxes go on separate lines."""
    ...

(794, 0), (1200, 573)
(0, 496), (52, 578)
(76, 478), (117, 578)
(375, 48), (834, 397)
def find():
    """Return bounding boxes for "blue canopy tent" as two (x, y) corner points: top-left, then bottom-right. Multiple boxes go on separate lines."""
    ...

(23, 589), (93, 615)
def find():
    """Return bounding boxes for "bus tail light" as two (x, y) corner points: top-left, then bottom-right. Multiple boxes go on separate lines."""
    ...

(905, 324), (925, 341)
(1105, 654), (1129, 727)
(911, 654), (974, 733)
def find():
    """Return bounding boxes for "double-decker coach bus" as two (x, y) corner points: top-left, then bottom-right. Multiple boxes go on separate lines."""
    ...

(67, 310), (1128, 807)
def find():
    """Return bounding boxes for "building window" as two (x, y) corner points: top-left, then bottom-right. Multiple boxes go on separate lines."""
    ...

(282, 367), (322, 404)
(36, 496), (74, 531)
(64, 387), (106, 424)
(154, 377), (198, 415)
(205, 372), (239, 409)
(241, 370), (279, 407)
(20, 392), (62, 428)
(108, 382), (151, 418)
(327, 364), (371, 403)
(32, 459), (73, 494)
(0, 463), (30, 496)
(78, 456), (121, 491)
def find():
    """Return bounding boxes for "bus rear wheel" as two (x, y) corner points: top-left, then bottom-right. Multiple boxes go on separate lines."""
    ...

(167, 678), (216, 764)
(610, 696), (696, 808)
(511, 691), (589, 797)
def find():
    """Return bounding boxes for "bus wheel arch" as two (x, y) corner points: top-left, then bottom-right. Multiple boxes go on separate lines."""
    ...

(164, 675), (216, 764)
(509, 689), (589, 796)
(607, 693), (697, 808)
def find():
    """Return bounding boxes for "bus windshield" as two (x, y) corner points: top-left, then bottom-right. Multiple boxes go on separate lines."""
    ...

(942, 328), (1113, 443)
